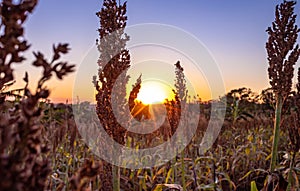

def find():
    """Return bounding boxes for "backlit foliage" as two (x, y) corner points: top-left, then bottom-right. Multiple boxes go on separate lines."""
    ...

(0, 0), (74, 190)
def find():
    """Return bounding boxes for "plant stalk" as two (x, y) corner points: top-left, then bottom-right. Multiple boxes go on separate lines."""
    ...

(112, 165), (120, 191)
(181, 150), (186, 191)
(286, 152), (295, 191)
(270, 95), (283, 172)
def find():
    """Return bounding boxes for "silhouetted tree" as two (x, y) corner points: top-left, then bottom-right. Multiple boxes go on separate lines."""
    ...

(223, 87), (256, 124)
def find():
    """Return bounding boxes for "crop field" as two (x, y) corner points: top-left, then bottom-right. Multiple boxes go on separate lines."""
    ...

(0, 0), (300, 191)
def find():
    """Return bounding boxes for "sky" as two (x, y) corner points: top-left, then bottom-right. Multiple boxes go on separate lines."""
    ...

(15, 0), (300, 103)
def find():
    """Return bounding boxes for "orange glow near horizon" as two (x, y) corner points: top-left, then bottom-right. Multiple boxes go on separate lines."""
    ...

(45, 44), (221, 103)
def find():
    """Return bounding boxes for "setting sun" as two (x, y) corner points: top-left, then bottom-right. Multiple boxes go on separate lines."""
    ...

(136, 81), (169, 104)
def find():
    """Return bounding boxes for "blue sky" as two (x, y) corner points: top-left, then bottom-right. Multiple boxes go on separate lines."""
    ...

(18, 0), (300, 102)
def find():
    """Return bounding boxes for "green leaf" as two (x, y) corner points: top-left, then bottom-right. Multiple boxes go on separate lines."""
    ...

(251, 181), (258, 191)
(239, 170), (253, 181)
(165, 168), (173, 184)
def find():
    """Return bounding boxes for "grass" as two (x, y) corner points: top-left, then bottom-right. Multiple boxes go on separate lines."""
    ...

(37, 99), (299, 191)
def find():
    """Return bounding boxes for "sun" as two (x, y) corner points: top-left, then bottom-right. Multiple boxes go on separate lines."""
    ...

(136, 81), (168, 104)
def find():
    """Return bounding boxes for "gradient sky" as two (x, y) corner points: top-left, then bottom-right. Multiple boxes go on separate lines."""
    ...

(15, 0), (300, 102)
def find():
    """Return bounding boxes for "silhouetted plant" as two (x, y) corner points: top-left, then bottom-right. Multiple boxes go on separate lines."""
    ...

(128, 75), (151, 121)
(164, 92), (180, 140)
(0, 1), (75, 191)
(165, 61), (189, 190)
(283, 68), (300, 190)
(95, 0), (130, 190)
(266, 0), (300, 175)
(164, 61), (185, 140)
(174, 61), (188, 104)
(129, 75), (142, 114)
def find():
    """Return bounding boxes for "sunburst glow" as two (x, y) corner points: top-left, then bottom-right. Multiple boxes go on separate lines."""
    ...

(136, 81), (168, 104)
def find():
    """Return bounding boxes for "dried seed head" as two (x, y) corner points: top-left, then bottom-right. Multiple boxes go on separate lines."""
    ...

(0, 1), (75, 190)
(266, 1), (300, 99)
(95, 0), (130, 143)
(174, 61), (188, 103)
(95, 1), (130, 188)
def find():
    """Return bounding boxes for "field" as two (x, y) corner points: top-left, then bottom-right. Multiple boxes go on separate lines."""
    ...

(39, 90), (299, 191)
(0, 0), (300, 191)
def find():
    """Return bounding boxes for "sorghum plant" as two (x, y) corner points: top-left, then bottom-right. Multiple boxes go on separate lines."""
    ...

(164, 61), (186, 140)
(284, 68), (300, 190)
(0, 1), (75, 190)
(266, 0), (300, 173)
(95, 0), (130, 190)
(128, 75), (151, 121)
(164, 61), (189, 190)
(128, 75), (142, 119)
(174, 61), (188, 104)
